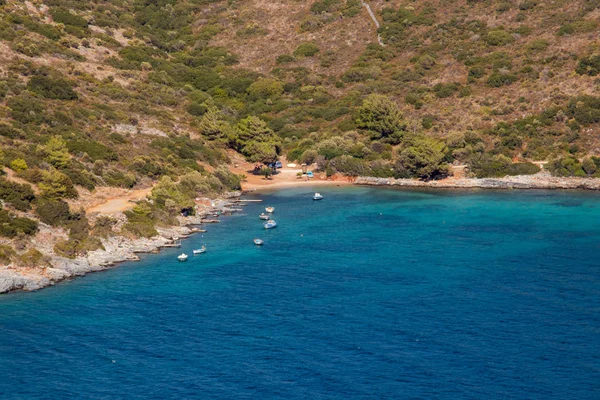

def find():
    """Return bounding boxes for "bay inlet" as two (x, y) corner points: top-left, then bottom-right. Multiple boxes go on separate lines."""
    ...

(1, 186), (599, 399)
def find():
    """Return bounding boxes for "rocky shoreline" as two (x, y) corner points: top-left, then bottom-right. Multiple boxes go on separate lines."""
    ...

(4, 174), (600, 295)
(0, 195), (243, 294)
(355, 173), (600, 190)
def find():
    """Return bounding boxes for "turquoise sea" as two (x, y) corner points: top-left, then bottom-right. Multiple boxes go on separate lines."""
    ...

(1, 186), (600, 399)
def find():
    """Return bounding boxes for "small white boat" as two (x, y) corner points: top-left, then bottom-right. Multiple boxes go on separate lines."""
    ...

(259, 213), (270, 220)
(254, 238), (264, 246)
(264, 220), (277, 229)
(313, 192), (324, 200)
(265, 207), (275, 213)
(177, 253), (188, 262)
(193, 246), (206, 255)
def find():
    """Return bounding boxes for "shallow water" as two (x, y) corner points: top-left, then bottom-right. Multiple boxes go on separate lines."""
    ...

(1, 187), (600, 399)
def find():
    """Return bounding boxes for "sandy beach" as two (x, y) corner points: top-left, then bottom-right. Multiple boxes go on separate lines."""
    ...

(229, 155), (354, 192)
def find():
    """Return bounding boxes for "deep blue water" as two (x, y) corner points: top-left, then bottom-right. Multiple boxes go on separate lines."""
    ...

(1, 186), (600, 399)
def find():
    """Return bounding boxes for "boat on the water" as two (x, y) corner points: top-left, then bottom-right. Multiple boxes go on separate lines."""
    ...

(265, 207), (275, 213)
(193, 246), (206, 255)
(264, 220), (277, 229)
(313, 192), (324, 200)
(177, 253), (188, 262)
(254, 238), (264, 246)
(259, 213), (270, 220)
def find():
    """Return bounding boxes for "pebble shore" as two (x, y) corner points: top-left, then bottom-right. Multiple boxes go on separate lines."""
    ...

(355, 173), (600, 190)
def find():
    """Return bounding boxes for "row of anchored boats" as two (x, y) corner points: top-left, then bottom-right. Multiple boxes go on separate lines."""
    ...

(253, 192), (323, 245)
(179, 192), (324, 259)
(254, 206), (274, 245)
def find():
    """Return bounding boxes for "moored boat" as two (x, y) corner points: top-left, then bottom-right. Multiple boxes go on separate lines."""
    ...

(193, 246), (206, 255)
(259, 213), (270, 220)
(265, 207), (275, 213)
(177, 253), (188, 262)
(264, 220), (277, 229)
(254, 238), (264, 246)
(313, 192), (323, 200)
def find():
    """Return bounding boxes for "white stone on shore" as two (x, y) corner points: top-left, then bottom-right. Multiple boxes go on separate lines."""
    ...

(354, 174), (600, 190)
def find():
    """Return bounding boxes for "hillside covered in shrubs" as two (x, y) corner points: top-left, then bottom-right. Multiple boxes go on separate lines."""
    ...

(0, 0), (600, 263)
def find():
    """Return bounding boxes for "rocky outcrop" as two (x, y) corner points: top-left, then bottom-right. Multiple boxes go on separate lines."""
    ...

(0, 195), (241, 294)
(355, 174), (600, 190)
(0, 226), (191, 294)
(0, 270), (37, 293)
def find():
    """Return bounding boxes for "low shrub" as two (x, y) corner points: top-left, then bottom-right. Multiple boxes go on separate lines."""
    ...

(329, 155), (368, 176)
(276, 54), (295, 64)
(213, 166), (241, 190)
(506, 162), (540, 175)
(519, 1), (537, 11)
(122, 221), (158, 238)
(0, 244), (15, 265)
(433, 82), (460, 98)
(103, 170), (137, 188)
(50, 8), (88, 28)
(0, 207), (38, 238)
(36, 198), (71, 226)
(527, 39), (548, 52)
(487, 72), (518, 87)
(547, 157), (586, 177)
(39, 169), (78, 199)
(565, 96), (600, 125)
(0, 123), (24, 139)
(15, 249), (48, 267)
(0, 178), (36, 211)
(7, 95), (46, 125)
(64, 168), (97, 191)
(294, 43), (320, 57)
(576, 55), (600, 77)
(486, 30), (514, 46)
(66, 140), (118, 161)
(10, 159), (28, 172)
(469, 154), (511, 177)
(27, 76), (78, 100)
(92, 215), (117, 238)
(247, 79), (284, 99)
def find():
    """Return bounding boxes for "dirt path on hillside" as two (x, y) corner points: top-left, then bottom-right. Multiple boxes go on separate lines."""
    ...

(361, 1), (385, 46)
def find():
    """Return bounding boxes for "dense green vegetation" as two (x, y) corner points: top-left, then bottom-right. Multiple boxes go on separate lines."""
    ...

(0, 0), (599, 264)
(0, 206), (38, 238)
